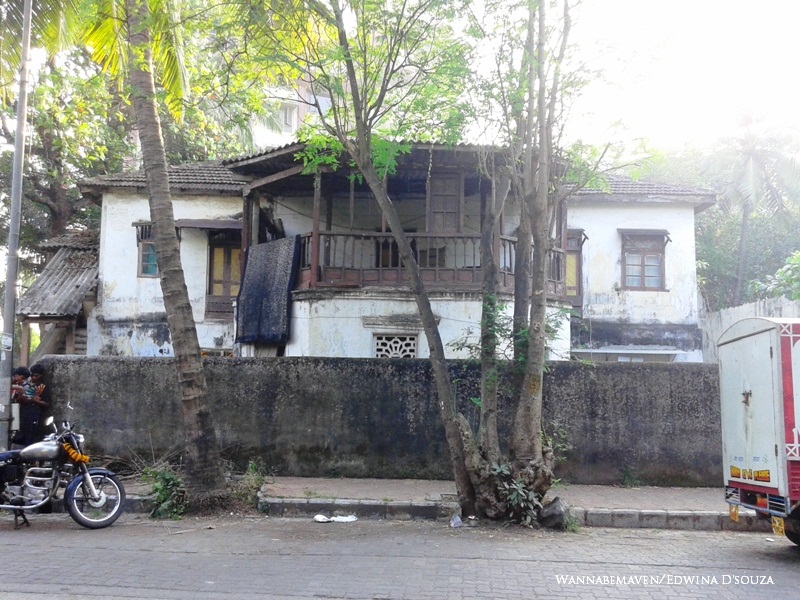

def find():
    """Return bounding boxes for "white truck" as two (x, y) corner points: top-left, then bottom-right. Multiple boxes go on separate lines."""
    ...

(718, 317), (800, 545)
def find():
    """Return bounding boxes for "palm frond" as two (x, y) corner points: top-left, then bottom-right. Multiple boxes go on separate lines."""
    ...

(82, 0), (128, 78)
(150, 0), (189, 119)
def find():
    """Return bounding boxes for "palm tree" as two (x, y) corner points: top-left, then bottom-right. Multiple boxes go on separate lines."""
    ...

(0, 0), (83, 102)
(707, 121), (800, 305)
(3, 0), (242, 497)
(114, 0), (226, 497)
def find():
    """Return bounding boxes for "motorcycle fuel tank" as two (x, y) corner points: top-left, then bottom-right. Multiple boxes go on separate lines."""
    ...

(20, 440), (61, 461)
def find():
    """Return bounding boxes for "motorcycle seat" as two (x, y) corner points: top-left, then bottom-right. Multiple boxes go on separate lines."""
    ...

(0, 449), (21, 463)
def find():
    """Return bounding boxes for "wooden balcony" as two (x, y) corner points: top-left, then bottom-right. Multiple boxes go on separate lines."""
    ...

(296, 232), (566, 297)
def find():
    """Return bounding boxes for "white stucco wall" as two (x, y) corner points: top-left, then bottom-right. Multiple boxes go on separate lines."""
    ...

(568, 201), (700, 326)
(281, 290), (571, 360)
(89, 191), (242, 356)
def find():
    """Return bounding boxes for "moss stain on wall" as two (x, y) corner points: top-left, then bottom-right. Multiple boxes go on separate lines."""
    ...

(40, 356), (721, 485)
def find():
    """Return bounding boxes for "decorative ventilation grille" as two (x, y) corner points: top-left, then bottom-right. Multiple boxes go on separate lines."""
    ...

(374, 334), (417, 358)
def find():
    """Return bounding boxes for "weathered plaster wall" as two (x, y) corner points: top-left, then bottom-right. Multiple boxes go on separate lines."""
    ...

(284, 290), (570, 360)
(39, 356), (720, 486)
(91, 191), (241, 355)
(567, 201), (700, 325)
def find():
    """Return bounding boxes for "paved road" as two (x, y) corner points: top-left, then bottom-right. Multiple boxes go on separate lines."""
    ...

(1, 513), (797, 599)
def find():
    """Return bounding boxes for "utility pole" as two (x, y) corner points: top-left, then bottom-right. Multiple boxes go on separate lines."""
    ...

(0, 0), (33, 450)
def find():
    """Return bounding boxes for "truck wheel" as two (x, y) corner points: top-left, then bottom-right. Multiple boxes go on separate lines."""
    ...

(785, 529), (800, 546)
(784, 511), (800, 546)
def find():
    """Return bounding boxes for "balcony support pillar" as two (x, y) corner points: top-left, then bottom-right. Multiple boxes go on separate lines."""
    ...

(311, 169), (321, 288)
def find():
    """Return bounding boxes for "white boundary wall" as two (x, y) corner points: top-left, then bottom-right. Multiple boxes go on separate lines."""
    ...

(701, 297), (800, 363)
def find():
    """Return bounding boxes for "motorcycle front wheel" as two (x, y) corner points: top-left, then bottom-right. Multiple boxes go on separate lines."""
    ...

(65, 471), (126, 529)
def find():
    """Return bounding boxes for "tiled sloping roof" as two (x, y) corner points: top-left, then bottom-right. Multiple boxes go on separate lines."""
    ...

(577, 175), (714, 198)
(80, 162), (250, 193)
(17, 247), (98, 319)
(222, 142), (303, 166)
(38, 229), (99, 251)
(222, 141), (504, 168)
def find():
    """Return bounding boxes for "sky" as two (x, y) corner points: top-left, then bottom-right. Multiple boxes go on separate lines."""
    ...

(565, 0), (800, 151)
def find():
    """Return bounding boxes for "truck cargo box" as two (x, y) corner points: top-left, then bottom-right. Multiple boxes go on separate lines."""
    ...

(718, 317), (800, 544)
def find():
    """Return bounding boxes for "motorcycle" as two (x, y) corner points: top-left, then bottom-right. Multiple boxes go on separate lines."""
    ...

(0, 415), (126, 529)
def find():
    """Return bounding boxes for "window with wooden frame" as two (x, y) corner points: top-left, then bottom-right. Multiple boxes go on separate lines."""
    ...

(620, 230), (670, 291)
(207, 230), (242, 316)
(428, 174), (462, 233)
(565, 229), (587, 300)
(136, 224), (158, 277)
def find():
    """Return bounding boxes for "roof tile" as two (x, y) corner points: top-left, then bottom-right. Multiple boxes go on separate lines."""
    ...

(81, 162), (250, 193)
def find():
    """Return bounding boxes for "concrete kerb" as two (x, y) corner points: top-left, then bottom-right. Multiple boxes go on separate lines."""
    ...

(253, 496), (773, 532)
(258, 496), (459, 521)
(573, 506), (771, 532)
(52, 492), (771, 532)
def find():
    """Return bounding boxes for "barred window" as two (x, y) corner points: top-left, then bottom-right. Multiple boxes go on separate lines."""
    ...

(136, 224), (158, 277)
(374, 334), (417, 358)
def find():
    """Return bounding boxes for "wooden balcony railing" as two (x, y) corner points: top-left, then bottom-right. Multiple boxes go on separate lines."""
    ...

(297, 231), (565, 297)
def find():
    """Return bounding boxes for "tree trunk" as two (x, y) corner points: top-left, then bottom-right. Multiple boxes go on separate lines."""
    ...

(512, 0), (539, 367)
(349, 149), (476, 514)
(512, 193), (532, 361)
(508, 0), (553, 494)
(478, 175), (509, 464)
(732, 200), (752, 305)
(125, 0), (225, 498)
(511, 194), (548, 463)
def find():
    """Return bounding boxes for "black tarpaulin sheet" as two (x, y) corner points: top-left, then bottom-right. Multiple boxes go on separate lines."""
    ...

(236, 236), (300, 344)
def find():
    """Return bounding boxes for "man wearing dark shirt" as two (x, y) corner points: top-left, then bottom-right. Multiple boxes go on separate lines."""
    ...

(12, 364), (50, 447)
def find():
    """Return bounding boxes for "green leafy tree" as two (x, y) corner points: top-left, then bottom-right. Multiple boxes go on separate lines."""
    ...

(0, 0), (85, 102)
(751, 251), (800, 301)
(2, 50), (127, 236)
(242, 0), (481, 512)
(458, 0), (584, 518)
(696, 206), (800, 310)
(702, 123), (800, 305)
(242, 0), (584, 521)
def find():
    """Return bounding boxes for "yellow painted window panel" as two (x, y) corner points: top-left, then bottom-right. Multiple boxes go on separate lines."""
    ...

(566, 253), (578, 288)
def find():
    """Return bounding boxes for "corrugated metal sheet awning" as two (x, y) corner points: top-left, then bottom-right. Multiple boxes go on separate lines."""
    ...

(17, 247), (98, 319)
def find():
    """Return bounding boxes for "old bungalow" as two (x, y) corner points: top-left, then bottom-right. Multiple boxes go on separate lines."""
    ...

(79, 144), (571, 358)
(72, 143), (712, 362)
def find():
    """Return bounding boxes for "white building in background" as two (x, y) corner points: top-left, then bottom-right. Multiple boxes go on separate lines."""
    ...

(228, 143), (572, 360)
(78, 144), (573, 359)
(565, 177), (715, 362)
(255, 86), (333, 149)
